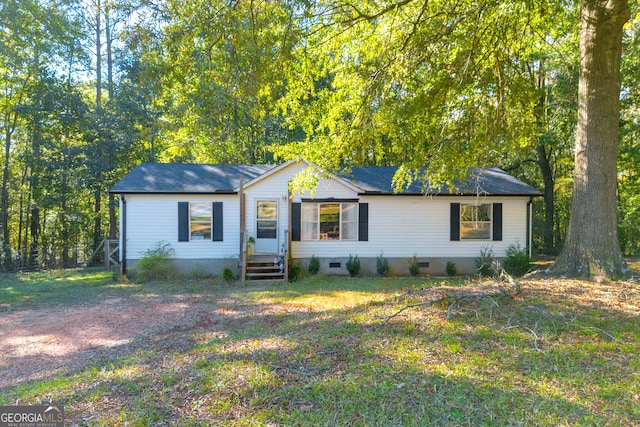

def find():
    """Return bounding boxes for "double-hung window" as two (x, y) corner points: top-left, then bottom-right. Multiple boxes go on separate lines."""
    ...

(178, 201), (223, 242)
(190, 202), (212, 240)
(460, 204), (492, 240)
(301, 202), (358, 241)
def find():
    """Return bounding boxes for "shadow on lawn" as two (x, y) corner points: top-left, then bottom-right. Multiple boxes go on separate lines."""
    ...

(2, 277), (638, 425)
(47, 311), (597, 426)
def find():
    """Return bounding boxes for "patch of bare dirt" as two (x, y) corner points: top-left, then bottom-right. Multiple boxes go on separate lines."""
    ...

(0, 293), (223, 389)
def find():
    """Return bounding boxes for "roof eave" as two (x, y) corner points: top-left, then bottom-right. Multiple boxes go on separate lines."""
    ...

(359, 191), (543, 197)
(109, 190), (238, 195)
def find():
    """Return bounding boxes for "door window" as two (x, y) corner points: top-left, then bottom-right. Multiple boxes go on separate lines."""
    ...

(257, 201), (277, 239)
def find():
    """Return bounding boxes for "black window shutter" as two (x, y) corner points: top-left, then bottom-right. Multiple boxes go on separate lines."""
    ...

(450, 203), (460, 241)
(358, 203), (369, 241)
(213, 202), (223, 241)
(493, 203), (503, 241)
(291, 202), (301, 241)
(178, 202), (189, 242)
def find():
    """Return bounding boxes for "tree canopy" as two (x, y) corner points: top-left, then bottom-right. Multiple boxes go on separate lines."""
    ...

(0, 0), (638, 278)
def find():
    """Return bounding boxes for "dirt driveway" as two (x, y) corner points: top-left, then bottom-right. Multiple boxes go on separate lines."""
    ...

(0, 293), (220, 389)
(2, 277), (638, 393)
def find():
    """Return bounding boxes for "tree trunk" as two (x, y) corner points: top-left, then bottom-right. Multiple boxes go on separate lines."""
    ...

(105, 3), (117, 239)
(17, 165), (29, 269)
(94, 0), (104, 250)
(553, 0), (630, 279)
(94, 190), (102, 257)
(62, 200), (71, 268)
(2, 125), (13, 271)
(537, 143), (555, 253)
(109, 192), (117, 239)
(95, 0), (102, 110)
(30, 206), (39, 269)
(534, 68), (556, 254)
(106, 2), (113, 100)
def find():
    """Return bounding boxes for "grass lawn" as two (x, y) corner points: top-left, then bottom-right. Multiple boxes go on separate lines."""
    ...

(1, 269), (639, 426)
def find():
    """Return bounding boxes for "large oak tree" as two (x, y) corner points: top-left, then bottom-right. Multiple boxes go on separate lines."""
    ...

(279, 0), (632, 279)
(552, 0), (631, 278)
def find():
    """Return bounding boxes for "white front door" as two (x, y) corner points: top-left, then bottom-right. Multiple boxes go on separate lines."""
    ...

(255, 200), (278, 253)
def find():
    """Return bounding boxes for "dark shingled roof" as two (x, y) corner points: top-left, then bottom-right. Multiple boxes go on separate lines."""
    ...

(110, 163), (273, 194)
(338, 166), (542, 196)
(111, 162), (541, 196)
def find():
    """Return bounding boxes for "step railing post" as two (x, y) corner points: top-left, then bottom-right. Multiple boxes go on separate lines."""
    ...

(284, 229), (289, 282)
(240, 229), (248, 284)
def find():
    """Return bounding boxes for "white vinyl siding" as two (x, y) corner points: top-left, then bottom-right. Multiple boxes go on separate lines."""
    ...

(123, 194), (239, 259)
(292, 196), (530, 258)
(244, 164), (297, 251)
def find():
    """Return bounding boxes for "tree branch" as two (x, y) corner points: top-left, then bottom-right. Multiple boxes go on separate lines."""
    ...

(335, 0), (418, 24)
(500, 158), (538, 172)
(400, 0), (429, 52)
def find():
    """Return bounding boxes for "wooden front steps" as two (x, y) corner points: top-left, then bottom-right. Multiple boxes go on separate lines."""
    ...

(245, 255), (285, 282)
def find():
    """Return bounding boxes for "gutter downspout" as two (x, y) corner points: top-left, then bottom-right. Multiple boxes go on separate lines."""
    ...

(527, 197), (533, 257)
(121, 194), (127, 275)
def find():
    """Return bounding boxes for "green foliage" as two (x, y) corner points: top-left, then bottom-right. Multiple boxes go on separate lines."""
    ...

(376, 253), (390, 277)
(446, 261), (457, 277)
(502, 243), (533, 277)
(618, 194), (640, 256)
(0, 0), (634, 281)
(288, 263), (302, 282)
(276, 0), (578, 190)
(475, 246), (496, 278)
(149, 0), (301, 164)
(408, 256), (420, 277)
(620, 20), (640, 256)
(346, 255), (360, 277)
(222, 268), (235, 282)
(308, 255), (320, 275)
(135, 242), (175, 282)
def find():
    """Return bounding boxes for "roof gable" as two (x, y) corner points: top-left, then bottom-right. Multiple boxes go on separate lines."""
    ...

(243, 159), (363, 194)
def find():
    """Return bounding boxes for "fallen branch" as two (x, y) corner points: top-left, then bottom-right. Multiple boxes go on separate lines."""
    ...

(375, 270), (521, 331)
(376, 289), (514, 331)
(572, 325), (617, 341)
(521, 325), (541, 351)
